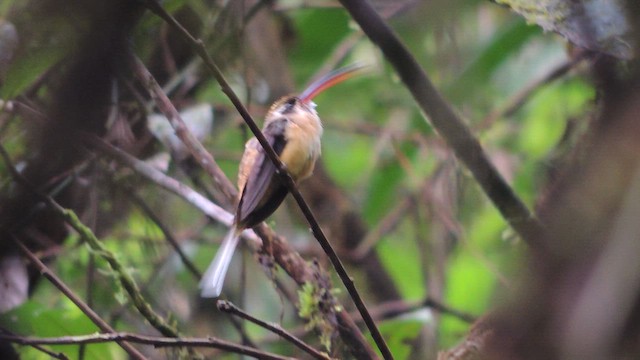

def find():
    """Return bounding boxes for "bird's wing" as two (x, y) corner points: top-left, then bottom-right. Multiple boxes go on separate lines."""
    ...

(237, 118), (288, 227)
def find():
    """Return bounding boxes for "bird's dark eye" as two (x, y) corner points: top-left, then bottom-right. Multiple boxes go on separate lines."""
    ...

(283, 97), (297, 112)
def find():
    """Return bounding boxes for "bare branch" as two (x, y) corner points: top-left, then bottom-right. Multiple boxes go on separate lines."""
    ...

(0, 332), (295, 360)
(129, 54), (237, 206)
(0, 327), (71, 360)
(366, 297), (476, 325)
(85, 134), (260, 246)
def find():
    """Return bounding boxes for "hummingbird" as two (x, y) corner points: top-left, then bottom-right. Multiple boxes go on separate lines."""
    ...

(199, 64), (364, 298)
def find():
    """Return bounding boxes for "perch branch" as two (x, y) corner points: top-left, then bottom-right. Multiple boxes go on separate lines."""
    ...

(138, 2), (389, 358)
(88, 128), (375, 359)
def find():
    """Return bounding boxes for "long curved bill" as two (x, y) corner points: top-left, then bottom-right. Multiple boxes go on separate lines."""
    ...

(299, 63), (367, 103)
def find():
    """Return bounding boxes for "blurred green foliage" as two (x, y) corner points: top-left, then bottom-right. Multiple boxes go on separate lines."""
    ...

(0, 0), (599, 358)
(0, 301), (122, 359)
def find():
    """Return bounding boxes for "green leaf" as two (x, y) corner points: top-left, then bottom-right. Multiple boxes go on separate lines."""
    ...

(518, 78), (594, 158)
(377, 225), (425, 300)
(367, 316), (426, 360)
(0, 44), (66, 98)
(440, 252), (494, 346)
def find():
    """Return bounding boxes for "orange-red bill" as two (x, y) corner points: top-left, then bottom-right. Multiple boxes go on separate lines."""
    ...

(299, 63), (366, 103)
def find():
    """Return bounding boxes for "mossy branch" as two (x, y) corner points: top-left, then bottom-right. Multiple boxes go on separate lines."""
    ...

(56, 206), (178, 337)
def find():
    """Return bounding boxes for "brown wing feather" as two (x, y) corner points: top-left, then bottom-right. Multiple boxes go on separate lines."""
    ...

(236, 118), (288, 229)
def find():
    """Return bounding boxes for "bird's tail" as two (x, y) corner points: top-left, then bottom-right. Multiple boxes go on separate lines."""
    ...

(199, 227), (241, 298)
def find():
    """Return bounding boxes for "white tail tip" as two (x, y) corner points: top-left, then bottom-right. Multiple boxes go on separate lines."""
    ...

(199, 228), (240, 298)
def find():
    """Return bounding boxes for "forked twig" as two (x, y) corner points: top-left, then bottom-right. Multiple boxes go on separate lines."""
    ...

(217, 300), (331, 360)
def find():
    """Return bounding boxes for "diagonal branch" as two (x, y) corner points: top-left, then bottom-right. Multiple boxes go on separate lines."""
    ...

(480, 51), (590, 129)
(130, 55), (237, 206)
(338, 0), (548, 254)
(85, 134), (257, 245)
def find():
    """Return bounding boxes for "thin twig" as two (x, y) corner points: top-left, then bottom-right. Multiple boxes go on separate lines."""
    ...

(80, 171), (101, 360)
(423, 297), (476, 324)
(217, 300), (331, 360)
(259, 295), (476, 346)
(351, 195), (412, 260)
(157, 0), (268, 100)
(138, 2), (388, 358)
(0, 327), (71, 360)
(338, 0), (548, 255)
(129, 54), (237, 205)
(479, 51), (590, 129)
(226, 313), (260, 350)
(359, 297), (476, 325)
(0, 333), (295, 360)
